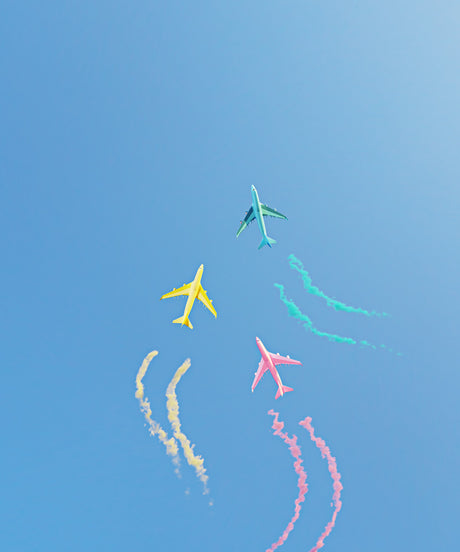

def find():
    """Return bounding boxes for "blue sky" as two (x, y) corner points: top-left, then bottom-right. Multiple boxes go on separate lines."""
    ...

(1, 2), (459, 551)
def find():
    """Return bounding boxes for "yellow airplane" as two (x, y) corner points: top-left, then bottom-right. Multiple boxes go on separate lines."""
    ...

(160, 264), (217, 329)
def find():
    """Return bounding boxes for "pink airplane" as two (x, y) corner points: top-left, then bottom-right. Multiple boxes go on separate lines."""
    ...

(251, 337), (302, 399)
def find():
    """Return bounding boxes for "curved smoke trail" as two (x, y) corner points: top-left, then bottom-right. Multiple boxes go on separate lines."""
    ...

(288, 254), (388, 317)
(299, 417), (343, 552)
(135, 350), (181, 474)
(275, 283), (380, 349)
(166, 358), (210, 497)
(266, 409), (308, 552)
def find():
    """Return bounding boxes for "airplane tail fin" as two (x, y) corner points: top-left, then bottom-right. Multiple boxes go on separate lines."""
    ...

(275, 386), (293, 400)
(258, 236), (277, 250)
(173, 316), (193, 329)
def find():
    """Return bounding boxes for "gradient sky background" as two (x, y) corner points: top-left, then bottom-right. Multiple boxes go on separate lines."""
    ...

(1, 2), (459, 551)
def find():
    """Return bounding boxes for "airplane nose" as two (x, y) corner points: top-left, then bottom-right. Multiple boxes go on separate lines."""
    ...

(251, 185), (256, 191)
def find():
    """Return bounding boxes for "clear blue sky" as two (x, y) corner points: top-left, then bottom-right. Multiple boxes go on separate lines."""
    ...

(1, 2), (459, 551)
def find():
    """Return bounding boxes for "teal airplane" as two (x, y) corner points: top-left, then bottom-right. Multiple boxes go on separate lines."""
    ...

(236, 185), (288, 249)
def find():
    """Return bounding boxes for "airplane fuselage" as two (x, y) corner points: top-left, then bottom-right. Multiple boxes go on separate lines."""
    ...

(251, 185), (269, 241)
(255, 337), (285, 395)
(182, 264), (203, 321)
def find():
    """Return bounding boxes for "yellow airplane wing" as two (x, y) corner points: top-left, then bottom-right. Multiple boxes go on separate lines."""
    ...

(160, 283), (191, 300)
(197, 286), (217, 317)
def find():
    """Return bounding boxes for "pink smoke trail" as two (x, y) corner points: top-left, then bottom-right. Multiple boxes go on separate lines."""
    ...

(299, 417), (343, 552)
(266, 409), (309, 552)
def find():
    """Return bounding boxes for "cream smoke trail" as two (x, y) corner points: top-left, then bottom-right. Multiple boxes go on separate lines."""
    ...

(166, 358), (210, 496)
(135, 350), (181, 474)
(299, 417), (343, 552)
(267, 410), (308, 552)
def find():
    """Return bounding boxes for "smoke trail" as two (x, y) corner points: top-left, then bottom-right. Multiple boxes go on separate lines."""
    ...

(288, 254), (388, 317)
(135, 351), (181, 474)
(275, 283), (381, 349)
(266, 409), (308, 552)
(299, 417), (343, 552)
(166, 358), (210, 497)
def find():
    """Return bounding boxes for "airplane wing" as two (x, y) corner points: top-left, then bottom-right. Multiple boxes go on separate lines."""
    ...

(197, 286), (217, 317)
(160, 283), (191, 300)
(236, 207), (256, 237)
(269, 353), (302, 366)
(251, 358), (269, 391)
(260, 204), (288, 220)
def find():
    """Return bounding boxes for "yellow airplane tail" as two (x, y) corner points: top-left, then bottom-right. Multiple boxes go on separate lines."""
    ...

(173, 315), (193, 329)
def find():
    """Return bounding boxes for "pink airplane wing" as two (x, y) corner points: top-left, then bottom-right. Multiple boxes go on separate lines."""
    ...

(269, 353), (302, 367)
(251, 358), (269, 391)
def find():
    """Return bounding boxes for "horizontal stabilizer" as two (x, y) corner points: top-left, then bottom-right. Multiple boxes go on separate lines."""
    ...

(275, 385), (293, 400)
(173, 316), (193, 329)
(258, 236), (277, 250)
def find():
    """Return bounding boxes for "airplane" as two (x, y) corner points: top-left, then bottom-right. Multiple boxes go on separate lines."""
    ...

(251, 337), (302, 399)
(236, 185), (287, 249)
(160, 264), (217, 329)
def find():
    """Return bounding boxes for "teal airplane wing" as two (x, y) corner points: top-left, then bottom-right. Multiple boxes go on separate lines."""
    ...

(236, 206), (256, 237)
(260, 204), (288, 220)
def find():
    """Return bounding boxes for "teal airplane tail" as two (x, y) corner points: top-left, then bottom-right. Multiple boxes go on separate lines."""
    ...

(258, 236), (277, 249)
(173, 315), (193, 329)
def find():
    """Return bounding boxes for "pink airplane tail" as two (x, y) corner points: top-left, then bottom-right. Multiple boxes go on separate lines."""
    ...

(275, 385), (293, 400)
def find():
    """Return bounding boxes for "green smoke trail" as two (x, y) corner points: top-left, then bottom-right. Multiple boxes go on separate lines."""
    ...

(288, 254), (389, 317)
(274, 283), (381, 350)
